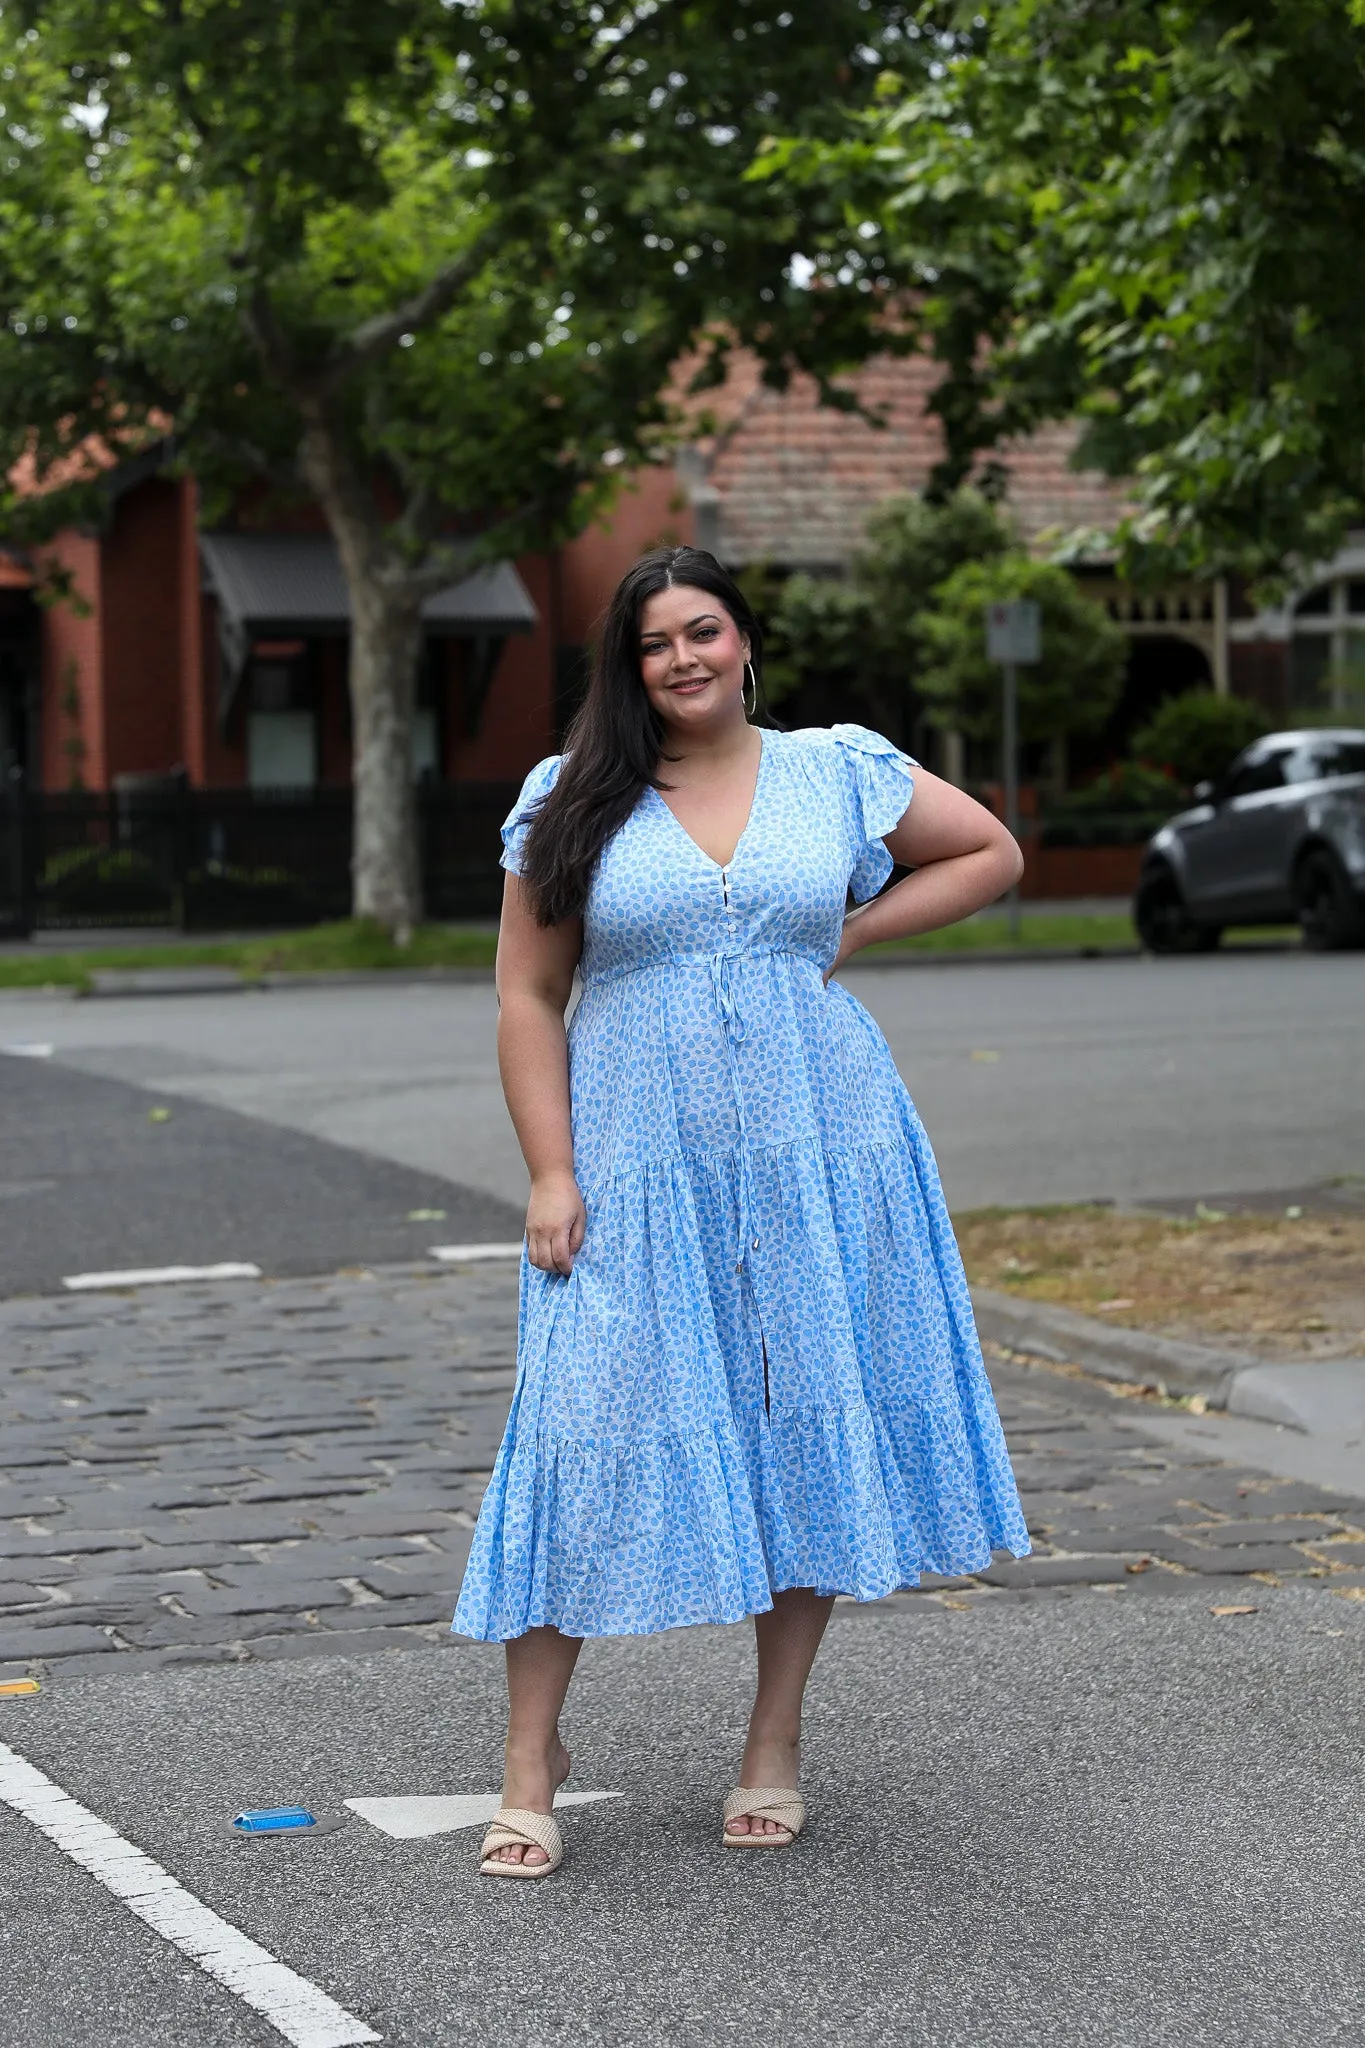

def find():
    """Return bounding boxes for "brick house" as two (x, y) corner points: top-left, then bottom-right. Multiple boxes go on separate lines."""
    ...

(0, 354), (1350, 802)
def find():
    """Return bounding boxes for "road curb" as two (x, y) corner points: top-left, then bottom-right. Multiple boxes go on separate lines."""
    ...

(971, 1285), (1249, 1403)
(972, 1285), (1365, 1439)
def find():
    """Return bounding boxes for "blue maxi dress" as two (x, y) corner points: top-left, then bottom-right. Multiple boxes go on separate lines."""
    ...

(453, 722), (1029, 1642)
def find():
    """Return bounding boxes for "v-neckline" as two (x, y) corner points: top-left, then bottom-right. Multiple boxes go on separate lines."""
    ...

(650, 730), (767, 872)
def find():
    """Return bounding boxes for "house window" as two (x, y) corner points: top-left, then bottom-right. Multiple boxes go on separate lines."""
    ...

(246, 642), (316, 789)
(1290, 580), (1365, 714)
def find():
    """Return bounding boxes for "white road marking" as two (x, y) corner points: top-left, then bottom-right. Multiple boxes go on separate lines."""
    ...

(62, 1261), (263, 1291)
(0, 1741), (379, 2047)
(428, 1241), (523, 1264)
(345, 1790), (622, 1840)
(2, 1041), (55, 1058)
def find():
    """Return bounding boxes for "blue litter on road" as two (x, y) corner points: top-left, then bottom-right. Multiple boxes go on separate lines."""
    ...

(231, 1805), (318, 1834)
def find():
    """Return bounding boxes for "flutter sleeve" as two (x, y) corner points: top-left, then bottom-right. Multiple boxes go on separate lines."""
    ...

(830, 723), (917, 902)
(499, 754), (563, 875)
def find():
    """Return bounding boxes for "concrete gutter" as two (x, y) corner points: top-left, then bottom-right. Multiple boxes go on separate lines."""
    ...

(971, 1284), (1365, 1442)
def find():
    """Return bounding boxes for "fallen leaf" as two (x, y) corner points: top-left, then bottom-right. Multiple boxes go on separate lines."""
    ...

(1125, 1558), (1153, 1574)
(1195, 1201), (1229, 1223)
(1096, 1297), (1135, 1311)
(406, 1208), (447, 1222)
(147, 1106), (172, 1123)
(940, 1596), (973, 1610)
(1187, 1394), (1208, 1416)
(1301, 1315), (1328, 1331)
(969, 1049), (1001, 1063)
(1210, 1604), (1257, 1617)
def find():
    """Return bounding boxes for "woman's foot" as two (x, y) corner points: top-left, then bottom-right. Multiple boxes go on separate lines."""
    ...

(726, 1732), (799, 1839)
(487, 1736), (571, 1867)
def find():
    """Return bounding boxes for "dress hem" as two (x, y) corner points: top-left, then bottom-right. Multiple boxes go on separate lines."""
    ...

(450, 1544), (1031, 1644)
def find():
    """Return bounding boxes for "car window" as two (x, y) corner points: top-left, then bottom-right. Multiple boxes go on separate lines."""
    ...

(1223, 751), (1287, 798)
(1315, 740), (1365, 779)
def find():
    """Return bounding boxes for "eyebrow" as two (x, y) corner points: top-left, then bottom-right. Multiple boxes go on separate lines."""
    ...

(641, 612), (723, 638)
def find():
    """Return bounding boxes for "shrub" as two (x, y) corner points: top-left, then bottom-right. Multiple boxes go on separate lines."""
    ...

(1131, 690), (1271, 787)
(1049, 761), (1184, 814)
(915, 554), (1129, 744)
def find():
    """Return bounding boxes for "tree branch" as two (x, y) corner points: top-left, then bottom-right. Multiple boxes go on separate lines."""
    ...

(314, 230), (499, 396)
(241, 284), (299, 392)
(402, 483), (577, 598)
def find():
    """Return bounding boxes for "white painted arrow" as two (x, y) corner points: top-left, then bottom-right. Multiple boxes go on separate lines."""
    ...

(344, 1791), (622, 1840)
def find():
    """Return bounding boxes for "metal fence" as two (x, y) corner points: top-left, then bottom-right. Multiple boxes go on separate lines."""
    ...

(0, 782), (520, 937)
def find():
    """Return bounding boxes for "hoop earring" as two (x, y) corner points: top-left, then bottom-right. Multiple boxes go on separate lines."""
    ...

(742, 660), (758, 720)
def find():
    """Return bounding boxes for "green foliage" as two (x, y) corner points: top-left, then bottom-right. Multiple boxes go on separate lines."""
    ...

(0, 2), (908, 561)
(760, 574), (874, 707)
(1049, 762), (1186, 816)
(762, 489), (1012, 727)
(915, 557), (1128, 746)
(1132, 691), (1273, 788)
(756, 2), (1365, 580)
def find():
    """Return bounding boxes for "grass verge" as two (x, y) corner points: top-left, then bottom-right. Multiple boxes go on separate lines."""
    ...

(956, 1201), (1365, 1359)
(0, 911), (1302, 990)
(0, 919), (501, 990)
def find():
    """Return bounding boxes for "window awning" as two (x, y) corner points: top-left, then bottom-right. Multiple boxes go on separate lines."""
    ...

(200, 531), (539, 728)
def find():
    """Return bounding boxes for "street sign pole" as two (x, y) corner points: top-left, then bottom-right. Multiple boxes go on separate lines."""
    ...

(1002, 655), (1020, 942)
(985, 598), (1041, 946)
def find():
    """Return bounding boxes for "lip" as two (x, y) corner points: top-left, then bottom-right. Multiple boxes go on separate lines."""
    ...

(668, 676), (713, 693)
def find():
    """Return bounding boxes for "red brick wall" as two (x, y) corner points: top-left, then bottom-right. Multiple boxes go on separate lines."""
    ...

(559, 467), (692, 646)
(99, 478), (186, 780)
(450, 552), (557, 780)
(1021, 842), (1144, 900)
(177, 476), (208, 784)
(35, 531), (103, 790)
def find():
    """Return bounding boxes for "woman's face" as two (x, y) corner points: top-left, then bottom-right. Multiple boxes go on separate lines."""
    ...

(637, 583), (750, 733)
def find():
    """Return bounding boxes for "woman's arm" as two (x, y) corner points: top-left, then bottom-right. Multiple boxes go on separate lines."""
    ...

(829, 768), (1023, 976)
(495, 874), (586, 1275)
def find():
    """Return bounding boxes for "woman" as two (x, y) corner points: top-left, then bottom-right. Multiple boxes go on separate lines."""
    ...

(454, 545), (1030, 1877)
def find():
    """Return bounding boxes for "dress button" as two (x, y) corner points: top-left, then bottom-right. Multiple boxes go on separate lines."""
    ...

(751, 1237), (760, 1251)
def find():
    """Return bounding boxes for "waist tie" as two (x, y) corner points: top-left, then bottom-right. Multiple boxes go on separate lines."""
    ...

(709, 951), (748, 1044)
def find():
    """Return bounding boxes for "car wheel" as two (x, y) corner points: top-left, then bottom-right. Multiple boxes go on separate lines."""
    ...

(1294, 848), (1365, 951)
(1134, 870), (1222, 955)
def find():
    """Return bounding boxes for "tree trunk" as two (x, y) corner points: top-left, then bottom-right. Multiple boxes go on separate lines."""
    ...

(298, 411), (424, 942)
(348, 575), (423, 941)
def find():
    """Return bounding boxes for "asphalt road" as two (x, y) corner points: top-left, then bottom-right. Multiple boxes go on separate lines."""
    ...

(3, 952), (1363, 1252)
(0, 1054), (522, 1297)
(4, 1591), (1363, 2048)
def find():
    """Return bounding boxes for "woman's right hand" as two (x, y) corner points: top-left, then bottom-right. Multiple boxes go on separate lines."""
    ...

(525, 1168), (587, 1276)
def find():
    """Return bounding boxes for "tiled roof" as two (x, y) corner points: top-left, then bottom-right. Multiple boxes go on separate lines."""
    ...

(691, 353), (1129, 568)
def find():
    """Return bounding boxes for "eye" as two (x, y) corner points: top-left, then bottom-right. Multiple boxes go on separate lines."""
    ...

(693, 626), (719, 640)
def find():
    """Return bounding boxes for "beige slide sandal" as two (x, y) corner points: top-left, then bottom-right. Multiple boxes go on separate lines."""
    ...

(479, 1806), (564, 1879)
(721, 1786), (807, 1848)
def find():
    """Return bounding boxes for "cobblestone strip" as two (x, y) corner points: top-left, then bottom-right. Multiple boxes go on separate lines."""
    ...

(0, 1266), (516, 1677)
(887, 1347), (1365, 1616)
(1, 1272), (1362, 1678)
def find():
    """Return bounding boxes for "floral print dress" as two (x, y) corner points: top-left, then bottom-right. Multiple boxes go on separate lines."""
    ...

(453, 723), (1029, 1641)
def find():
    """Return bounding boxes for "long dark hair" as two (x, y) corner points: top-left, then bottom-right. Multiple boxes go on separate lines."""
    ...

(519, 545), (765, 925)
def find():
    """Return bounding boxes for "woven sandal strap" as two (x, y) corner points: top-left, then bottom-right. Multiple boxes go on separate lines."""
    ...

(481, 1807), (562, 1860)
(722, 1786), (805, 1830)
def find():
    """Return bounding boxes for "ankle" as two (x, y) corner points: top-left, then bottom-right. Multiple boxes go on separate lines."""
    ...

(504, 1728), (564, 1765)
(744, 1715), (801, 1755)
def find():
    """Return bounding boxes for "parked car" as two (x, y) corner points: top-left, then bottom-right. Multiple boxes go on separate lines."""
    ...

(1134, 727), (1365, 953)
